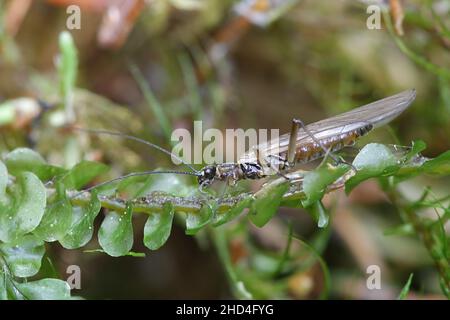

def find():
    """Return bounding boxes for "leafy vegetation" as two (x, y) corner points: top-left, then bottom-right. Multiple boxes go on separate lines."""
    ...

(0, 0), (449, 299)
(0, 139), (448, 299)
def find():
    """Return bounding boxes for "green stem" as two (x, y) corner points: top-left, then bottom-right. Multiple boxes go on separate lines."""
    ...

(129, 63), (173, 142)
(50, 167), (354, 216)
(0, 254), (30, 300)
(388, 189), (450, 298)
(383, 11), (450, 80)
(210, 227), (252, 299)
(426, 0), (450, 39)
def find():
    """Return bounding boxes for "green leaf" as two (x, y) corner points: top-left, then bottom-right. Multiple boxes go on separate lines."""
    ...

(4, 148), (65, 181)
(302, 164), (349, 207)
(58, 31), (78, 104)
(131, 172), (192, 198)
(39, 256), (60, 279)
(33, 183), (72, 242)
(59, 193), (101, 249)
(430, 211), (449, 263)
(398, 273), (414, 300)
(395, 149), (450, 181)
(420, 150), (450, 175)
(186, 205), (213, 235)
(126, 251), (146, 258)
(0, 271), (19, 300)
(0, 270), (7, 300)
(17, 278), (71, 300)
(0, 102), (15, 125)
(249, 181), (289, 227)
(59, 31), (78, 87)
(61, 161), (109, 190)
(5, 148), (44, 172)
(213, 197), (253, 227)
(143, 202), (174, 250)
(0, 235), (45, 278)
(98, 205), (134, 257)
(384, 223), (415, 236)
(0, 172), (46, 242)
(84, 249), (145, 257)
(0, 161), (7, 201)
(345, 143), (398, 193)
(404, 140), (427, 162)
(309, 201), (329, 228)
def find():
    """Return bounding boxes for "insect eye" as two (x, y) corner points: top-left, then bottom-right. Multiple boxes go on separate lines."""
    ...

(204, 166), (216, 178)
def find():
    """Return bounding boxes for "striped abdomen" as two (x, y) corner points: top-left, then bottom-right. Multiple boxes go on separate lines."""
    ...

(293, 123), (373, 164)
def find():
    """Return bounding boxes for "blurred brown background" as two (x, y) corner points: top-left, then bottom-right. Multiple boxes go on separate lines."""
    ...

(0, 0), (449, 299)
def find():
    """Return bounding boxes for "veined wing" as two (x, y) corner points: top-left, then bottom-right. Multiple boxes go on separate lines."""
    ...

(240, 89), (416, 163)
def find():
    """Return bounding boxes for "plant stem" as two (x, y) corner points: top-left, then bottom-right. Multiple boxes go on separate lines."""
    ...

(50, 168), (354, 216)
(388, 189), (450, 297)
(383, 10), (450, 80)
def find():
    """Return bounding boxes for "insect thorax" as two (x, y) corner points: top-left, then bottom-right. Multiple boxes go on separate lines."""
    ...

(214, 162), (267, 184)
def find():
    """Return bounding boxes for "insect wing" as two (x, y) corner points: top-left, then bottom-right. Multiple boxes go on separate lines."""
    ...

(241, 89), (416, 163)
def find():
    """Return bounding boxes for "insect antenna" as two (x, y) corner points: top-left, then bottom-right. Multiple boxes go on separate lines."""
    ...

(66, 169), (200, 201)
(45, 127), (203, 209)
(46, 169), (201, 211)
(67, 126), (199, 174)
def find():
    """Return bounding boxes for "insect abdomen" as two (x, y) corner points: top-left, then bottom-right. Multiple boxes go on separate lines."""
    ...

(294, 123), (373, 163)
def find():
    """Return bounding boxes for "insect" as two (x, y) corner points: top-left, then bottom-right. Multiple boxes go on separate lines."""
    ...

(68, 89), (416, 195)
(196, 89), (416, 187)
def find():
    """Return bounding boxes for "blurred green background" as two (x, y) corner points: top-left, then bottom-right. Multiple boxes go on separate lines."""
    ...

(0, 0), (449, 299)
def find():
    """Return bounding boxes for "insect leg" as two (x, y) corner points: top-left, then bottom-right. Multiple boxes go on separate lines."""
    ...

(217, 177), (231, 208)
(199, 182), (210, 195)
(292, 118), (342, 166)
(266, 154), (286, 162)
(287, 118), (301, 165)
(276, 171), (291, 181)
(259, 153), (291, 181)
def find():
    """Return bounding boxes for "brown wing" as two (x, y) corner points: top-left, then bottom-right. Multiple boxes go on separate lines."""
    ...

(240, 89), (416, 163)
